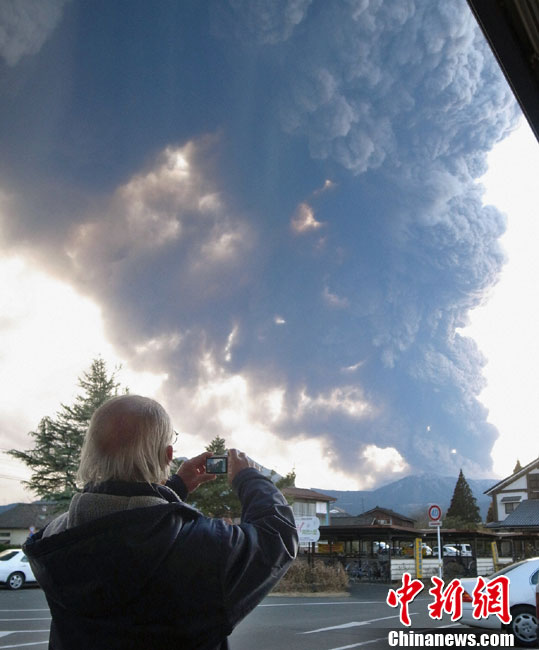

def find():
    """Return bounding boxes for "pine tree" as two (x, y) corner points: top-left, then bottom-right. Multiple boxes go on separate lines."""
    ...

(276, 469), (296, 489)
(513, 460), (523, 474)
(8, 358), (122, 507)
(445, 469), (482, 529)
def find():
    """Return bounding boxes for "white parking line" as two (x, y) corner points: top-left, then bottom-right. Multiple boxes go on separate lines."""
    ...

(0, 616), (51, 621)
(324, 621), (463, 649)
(0, 642), (48, 649)
(327, 638), (388, 650)
(0, 632), (49, 639)
(302, 613), (417, 634)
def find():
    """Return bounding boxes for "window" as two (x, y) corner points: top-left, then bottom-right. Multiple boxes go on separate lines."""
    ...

(505, 502), (517, 514)
(292, 502), (316, 517)
(529, 474), (539, 498)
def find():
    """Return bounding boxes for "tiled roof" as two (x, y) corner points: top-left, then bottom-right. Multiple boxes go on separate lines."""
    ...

(361, 506), (416, 522)
(0, 502), (60, 530)
(495, 500), (539, 528)
(327, 516), (371, 526)
(282, 487), (336, 502)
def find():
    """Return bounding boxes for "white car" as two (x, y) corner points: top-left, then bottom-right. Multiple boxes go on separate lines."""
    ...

(453, 543), (473, 557)
(433, 544), (459, 556)
(459, 557), (539, 647)
(0, 549), (37, 590)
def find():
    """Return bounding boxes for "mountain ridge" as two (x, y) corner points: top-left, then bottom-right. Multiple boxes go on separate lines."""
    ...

(312, 473), (496, 520)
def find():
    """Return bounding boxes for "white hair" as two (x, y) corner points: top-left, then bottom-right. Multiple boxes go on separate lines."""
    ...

(77, 395), (174, 486)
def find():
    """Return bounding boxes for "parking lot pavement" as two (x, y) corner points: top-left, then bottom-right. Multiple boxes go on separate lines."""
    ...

(0, 585), (49, 649)
(230, 584), (510, 650)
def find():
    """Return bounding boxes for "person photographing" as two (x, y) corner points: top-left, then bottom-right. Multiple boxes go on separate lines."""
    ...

(24, 394), (298, 650)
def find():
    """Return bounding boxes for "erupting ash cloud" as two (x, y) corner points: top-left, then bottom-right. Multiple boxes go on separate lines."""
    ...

(0, 0), (519, 486)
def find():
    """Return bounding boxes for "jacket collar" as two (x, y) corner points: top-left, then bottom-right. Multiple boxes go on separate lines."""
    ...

(83, 480), (181, 503)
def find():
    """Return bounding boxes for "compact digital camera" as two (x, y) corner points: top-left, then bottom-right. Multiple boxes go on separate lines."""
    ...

(205, 456), (228, 474)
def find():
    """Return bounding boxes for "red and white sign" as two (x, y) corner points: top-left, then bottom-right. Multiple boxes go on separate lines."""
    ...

(428, 504), (442, 522)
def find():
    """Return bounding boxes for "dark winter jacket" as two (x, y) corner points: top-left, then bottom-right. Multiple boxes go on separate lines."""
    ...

(24, 468), (298, 650)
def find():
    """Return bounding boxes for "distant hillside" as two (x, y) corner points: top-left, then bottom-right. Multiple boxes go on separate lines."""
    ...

(313, 473), (495, 520)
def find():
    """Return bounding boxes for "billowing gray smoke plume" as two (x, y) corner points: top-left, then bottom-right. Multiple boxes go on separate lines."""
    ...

(0, 0), (519, 484)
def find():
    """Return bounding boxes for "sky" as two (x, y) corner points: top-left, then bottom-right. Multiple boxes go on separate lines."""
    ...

(1, 0), (538, 504)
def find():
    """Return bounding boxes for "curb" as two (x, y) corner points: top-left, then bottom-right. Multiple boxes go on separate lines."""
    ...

(269, 591), (350, 597)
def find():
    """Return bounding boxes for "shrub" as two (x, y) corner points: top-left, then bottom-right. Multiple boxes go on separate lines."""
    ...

(275, 558), (349, 593)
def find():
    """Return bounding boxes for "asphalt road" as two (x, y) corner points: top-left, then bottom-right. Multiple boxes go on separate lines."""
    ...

(231, 584), (474, 650)
(0, 584), (49, 648)
(0, 583), (513, 649)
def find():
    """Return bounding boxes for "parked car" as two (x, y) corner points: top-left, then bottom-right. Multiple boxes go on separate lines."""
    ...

(433, 545), (459, 556)
(0, 549), (37, 590)
(432, 543), (472, 557)
(453, 543), (473, 557)
(401, 542), (432, 557)
(458, 557), (539, 647)
(374, 541), (388, 554)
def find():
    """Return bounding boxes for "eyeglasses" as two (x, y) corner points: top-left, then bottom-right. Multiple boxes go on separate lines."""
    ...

(172, 430), (179, 445)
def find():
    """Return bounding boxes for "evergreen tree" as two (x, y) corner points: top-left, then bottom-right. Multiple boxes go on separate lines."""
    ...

(276, 469), (296, 490)
(513, 460), (523, 474)
(8, 358), (122, 507)
(445, 469), (482, 528)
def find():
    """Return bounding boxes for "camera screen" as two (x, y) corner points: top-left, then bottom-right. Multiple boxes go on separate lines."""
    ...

(206, 457), (228, 474)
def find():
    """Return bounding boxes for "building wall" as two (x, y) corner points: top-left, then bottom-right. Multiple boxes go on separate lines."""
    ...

(493, 469), (539, 520)
(292, 500), (330, 525)
(0, 529), (30, 546)
(495, 493), (526, 521)
(390, 557), (513, 581)
(491, 470), (539, 521)
(506, 476), (528, 490)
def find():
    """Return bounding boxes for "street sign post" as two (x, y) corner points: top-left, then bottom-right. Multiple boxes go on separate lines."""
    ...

(428, 504), (443, 578)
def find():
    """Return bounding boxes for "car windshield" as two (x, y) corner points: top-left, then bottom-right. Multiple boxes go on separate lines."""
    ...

(0, 550), (18, 562)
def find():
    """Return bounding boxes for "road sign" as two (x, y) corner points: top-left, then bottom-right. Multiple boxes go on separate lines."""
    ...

(296, 516), (320, 543)
(428, 504), (442, 522)
(428, 521), (442, 527)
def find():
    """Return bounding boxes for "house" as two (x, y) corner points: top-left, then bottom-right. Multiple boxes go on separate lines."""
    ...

(327, 506), (415, 529)
(281, 487), (336, 525)
(355, 506), (415, 528)
(491, 500), (539, 531)
(484, 457), (539, 523)
(0, 502), (60, 546)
